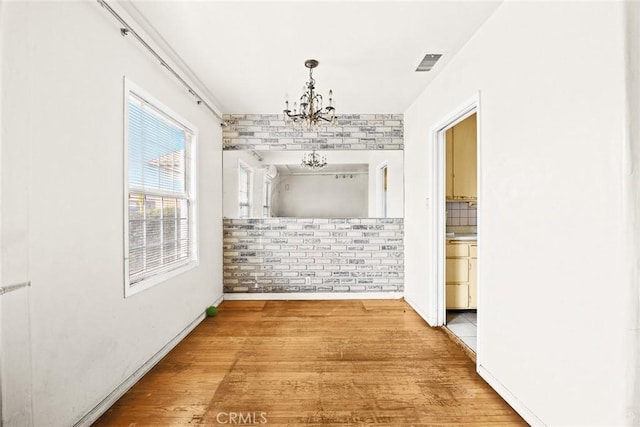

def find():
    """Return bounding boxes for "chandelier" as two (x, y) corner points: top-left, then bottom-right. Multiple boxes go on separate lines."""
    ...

(301, 150), (327, 170)
(284, 59), (336, 128)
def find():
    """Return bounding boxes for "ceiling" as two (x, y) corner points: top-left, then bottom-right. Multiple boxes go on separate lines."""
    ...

(126, 1), (502, 114)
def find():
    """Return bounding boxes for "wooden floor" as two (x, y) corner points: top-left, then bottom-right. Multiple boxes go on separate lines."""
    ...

(95, 300), (525, 426)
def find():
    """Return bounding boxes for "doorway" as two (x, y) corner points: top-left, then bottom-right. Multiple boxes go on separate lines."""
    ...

(377, 161), (389, 217)
(431, 96), (479, 354)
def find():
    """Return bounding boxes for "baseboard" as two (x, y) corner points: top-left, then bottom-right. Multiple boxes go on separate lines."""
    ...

(74, 311), (207, 427)
(477, 364), (546, 427)
(211, 293), (224, 307)
(223, 291), (404, 301)
(404, 295), (437, 326)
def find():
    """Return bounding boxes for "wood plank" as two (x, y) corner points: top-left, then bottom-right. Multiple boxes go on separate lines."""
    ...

(94, 300), (525, 426)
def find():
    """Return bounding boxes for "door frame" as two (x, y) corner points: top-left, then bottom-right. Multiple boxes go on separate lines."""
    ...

(376, 161), (389, 217)
(430, 94), (480, 327)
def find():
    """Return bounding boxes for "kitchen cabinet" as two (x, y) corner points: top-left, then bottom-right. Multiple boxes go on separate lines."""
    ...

(469, 257), (478, 308)
(446, 284), (469, 309)
(445, 114), (477, 200)
(446, 128), (454, 199)
(446, 258), (469, 283)
(446, 240), (477, 309)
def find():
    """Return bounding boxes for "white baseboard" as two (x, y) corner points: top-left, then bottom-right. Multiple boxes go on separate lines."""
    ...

(404, 295), (437, 327)
(211, 293), (224, 307)
(477, 364), (546, 426)
(74, 311), (207, 427)
(223, 292), (404, 301)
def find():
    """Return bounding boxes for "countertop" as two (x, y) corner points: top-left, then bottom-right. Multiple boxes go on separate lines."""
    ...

(446, 233), (477, 241)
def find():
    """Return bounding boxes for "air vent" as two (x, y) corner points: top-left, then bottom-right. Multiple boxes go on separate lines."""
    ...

(415, 53), (443, 72)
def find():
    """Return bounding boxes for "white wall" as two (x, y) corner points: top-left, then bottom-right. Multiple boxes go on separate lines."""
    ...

(625, 1), (640, 420)
(1, 2), (223, 425)
(404, 1), (631, 425)
(273, 173), (368, 218)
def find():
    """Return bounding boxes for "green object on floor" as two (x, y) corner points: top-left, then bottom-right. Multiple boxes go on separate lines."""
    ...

(206, 306), (218, 317)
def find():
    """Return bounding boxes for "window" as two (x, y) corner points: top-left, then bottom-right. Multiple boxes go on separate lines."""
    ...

(238, 161), (252, 218)
(125, 81), (197, 296)
(263, 179), (271, 217)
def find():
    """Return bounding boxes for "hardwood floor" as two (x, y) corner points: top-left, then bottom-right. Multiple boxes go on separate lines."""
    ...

(94, 299), (525, 426)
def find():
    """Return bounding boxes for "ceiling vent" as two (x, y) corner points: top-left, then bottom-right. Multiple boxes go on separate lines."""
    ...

(415, 53), (443, 72)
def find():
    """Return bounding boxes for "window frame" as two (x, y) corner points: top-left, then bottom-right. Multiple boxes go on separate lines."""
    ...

(238, 160), (253, 218)
(263, 178), (272, 217)
(123, 78), (199, 297)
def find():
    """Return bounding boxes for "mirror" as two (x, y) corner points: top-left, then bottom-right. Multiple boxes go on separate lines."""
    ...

(223, 150), (403, 218)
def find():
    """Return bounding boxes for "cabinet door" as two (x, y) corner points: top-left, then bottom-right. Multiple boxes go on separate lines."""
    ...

(446, 242), (468, 257)
(446, 128), (454, 199)
(469, 258), (478, 309)
(446, 258), (469, 283)
(469, 244), (478, 258)
(446, 284), (469, 309)
(452, 114), (477, 199)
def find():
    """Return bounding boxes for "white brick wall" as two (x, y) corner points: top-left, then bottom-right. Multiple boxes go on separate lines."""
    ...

(223, 114), (403, 150)
(223, 218), (404, 293)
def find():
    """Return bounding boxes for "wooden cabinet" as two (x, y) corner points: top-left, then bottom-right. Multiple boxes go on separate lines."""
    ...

(446, 284), (469, 309)
(469, 257), (478, 308)
(446, 241), (477, 309)
(446, 258), (469, 283)
(445, 128), (454, 199)
(445, 114), (477, 200)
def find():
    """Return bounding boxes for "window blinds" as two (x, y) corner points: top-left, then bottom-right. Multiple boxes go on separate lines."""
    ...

(127, 93), (194, 285)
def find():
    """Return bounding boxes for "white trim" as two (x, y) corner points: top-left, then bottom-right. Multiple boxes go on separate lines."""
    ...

(376, 160), (389, 217)
(125, 262), (199, 298)
(223, 292), (404, 301)
(237, 159), (253, 219)
(429, 94), (479, 328)
(211, 293), (224, 307)
(123, 78), (199, 298)
(73, 312), (207, 427)
(404, 295), (438, 327)
(477, 365), (546, 427)
(126, 80), (195, 134)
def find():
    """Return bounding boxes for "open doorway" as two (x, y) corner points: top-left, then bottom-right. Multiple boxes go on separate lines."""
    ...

(377, 161), (389, 217)
(431, 96), (479, 354)
(444, 114), (477, 352)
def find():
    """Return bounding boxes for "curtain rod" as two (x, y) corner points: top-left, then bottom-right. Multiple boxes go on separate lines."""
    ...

(0, 281), (31, 296)
(97, 0), (224, 122)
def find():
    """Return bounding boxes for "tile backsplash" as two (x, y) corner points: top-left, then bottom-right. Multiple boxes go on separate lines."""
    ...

(446, 202), (477, 226)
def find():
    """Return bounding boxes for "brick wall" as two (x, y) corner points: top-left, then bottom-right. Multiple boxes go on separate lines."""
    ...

(223, 218), (404, 293)
(222, 114), (403, 151)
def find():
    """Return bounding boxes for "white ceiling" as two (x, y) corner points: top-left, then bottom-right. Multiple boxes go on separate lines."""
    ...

(127, 1), (502, 114)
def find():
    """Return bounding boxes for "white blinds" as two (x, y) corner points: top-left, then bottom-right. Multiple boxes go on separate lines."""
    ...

(128, 94), (189, 195)
(127, 93), (194, 285)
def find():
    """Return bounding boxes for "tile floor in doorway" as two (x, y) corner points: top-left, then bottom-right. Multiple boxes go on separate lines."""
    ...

(446, 310), (477, 352)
